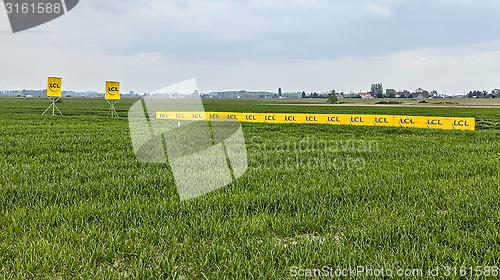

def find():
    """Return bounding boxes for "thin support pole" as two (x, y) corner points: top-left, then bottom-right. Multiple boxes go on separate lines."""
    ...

(42, 97), (63, 116)
(107, 100), (120, 117)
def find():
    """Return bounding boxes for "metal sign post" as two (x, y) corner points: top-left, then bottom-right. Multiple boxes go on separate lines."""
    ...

(43, 77), (63, 116)
(107, 99), (120, 117)
(42, 96), (63, 116)
(105, 81), (120, 117)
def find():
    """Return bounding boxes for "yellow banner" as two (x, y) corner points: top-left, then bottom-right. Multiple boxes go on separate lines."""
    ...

(262, 113), (279, 123)
(395, 116), (476, 130)
(302, 114), (327, 124)
(280, 114), (304, 124)
(106, 81), (120, 100)
(206, 112), (239, 121)
(347, 115), (395, 127)
(156, 111), (207, 121)
(325, 114), (351, 126)
(233, 113), (262, 122)
(155, 112), (475, 131)
(347, 115), (379, 127)
(450, 117), (475, 130)
(207, 112), (225, 121)
(47, 77), (62, 97)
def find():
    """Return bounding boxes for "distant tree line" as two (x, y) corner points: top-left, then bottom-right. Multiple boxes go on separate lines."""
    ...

(335, 83), (500, 99)
(301, 91), (330, 99)
(467, 89), (500, 99)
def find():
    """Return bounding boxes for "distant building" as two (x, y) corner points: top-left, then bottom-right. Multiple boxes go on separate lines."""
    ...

(358, 92), (374, 99)
(395, 91), (410, 98)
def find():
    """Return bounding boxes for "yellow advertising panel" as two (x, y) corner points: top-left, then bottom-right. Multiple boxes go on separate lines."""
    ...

(206, 112), (223, 121)
(184, 112), (207, 121)
(450, 117), (475, 130)
(207, 112), (234, 121)
(224, 112), (240, 122)
(156, 112), (173, 119)
(155, 111), (475, 131)
(233, 113), (262, 123)
(395, 116), (475, 131)
(396, 116), (427, 129)
(262, 113), (280, 123)
(348, 114), (376, 126)
(156, 111), (207, 121)
(364, 115), (395, 127)
(424, 117), (450, 130)
(272, 113), (328, 124)
(106, 81), (120, 100)
(47, 77), (62, 97)
(278, 113), (305, 124)
(304, 114), (327, 124)
(325, 114), (350, 126)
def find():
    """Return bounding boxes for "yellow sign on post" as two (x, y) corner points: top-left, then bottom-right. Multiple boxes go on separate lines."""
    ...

(42, 77), (63, 116)
(106, 81), (120, 117)
(47, 77), (62, 97)
(106, 81), (120, 100)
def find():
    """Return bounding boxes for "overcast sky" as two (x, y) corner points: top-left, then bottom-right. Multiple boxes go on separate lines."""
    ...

(1, 0), (500, 94)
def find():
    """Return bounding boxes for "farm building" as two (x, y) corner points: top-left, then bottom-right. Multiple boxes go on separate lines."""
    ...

(358, 92), (374, 99)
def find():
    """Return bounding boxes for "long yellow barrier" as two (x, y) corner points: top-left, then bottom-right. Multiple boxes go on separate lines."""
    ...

(155, 112), (475, 131)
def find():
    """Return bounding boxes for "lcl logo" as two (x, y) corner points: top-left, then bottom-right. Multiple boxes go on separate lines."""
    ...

(49, 83), (60, 92)
(176, 114), (185, 119)
(193, 114), (203, 119)
(108, 87), (119, 94)
(375, 117), (389, 124)
(350, 117), (364, 124)
(228, 115), (238, 120)
(305, 116), (317, 122)
(264, 115), (276, 121)
(4, 0), (79, 33)
(246, 115), (257, 121)
(453, 120), (470, 127)
(284, 116), (296, 122)
(327, 117), (340, 123)
(427, 119), (443, 126)
(210, 114), (219, 119)
(400, 118), (415, 125)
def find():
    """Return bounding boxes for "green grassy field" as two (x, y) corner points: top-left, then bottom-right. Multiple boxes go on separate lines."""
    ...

(0, 98), (499, 279)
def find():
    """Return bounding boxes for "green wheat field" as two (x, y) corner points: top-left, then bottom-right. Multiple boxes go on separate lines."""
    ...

(0, 97), (499, 279)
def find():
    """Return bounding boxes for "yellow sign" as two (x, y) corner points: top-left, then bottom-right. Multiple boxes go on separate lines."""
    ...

(450, 117), (475, 130)
(233, 113), (262, 123)
(262, 113), (279, 123)
(325, 114), (351, 126)
(106, 81), (120, 100)
(47, 77), (62, 97)
(395, 115), (476, 130)
(206, 112), (231, 121)
(280, 113), (303, 124)
(207, 112), (223, 121)
(155, 112), (476, 131)
(156, 111), (208, 121)
(350, 114), (395, 127)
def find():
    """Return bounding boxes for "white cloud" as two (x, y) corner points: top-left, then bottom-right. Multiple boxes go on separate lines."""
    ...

(358, 2), (396, 19)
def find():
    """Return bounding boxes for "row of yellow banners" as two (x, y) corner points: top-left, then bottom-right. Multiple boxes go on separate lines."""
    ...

(47, 77), (120, 100)
(156, 111), (475, 131)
